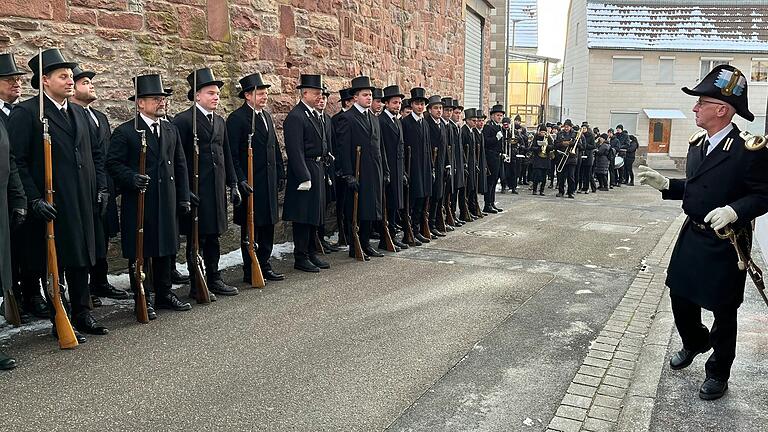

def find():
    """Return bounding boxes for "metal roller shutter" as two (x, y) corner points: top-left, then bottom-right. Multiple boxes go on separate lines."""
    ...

(464, 10), (483, 110)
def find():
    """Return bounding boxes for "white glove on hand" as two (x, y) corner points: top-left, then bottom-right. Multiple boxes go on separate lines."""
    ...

(704, 205), (738, 231)
(297, 180), (312, 191)
(637, 165), (669, 191)
(496, 131), (503, 140)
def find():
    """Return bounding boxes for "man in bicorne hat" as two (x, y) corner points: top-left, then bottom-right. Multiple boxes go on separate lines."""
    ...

(638, 65), (768, 400)
(227, 72), (286, 283)
(401, 88), (433, 244)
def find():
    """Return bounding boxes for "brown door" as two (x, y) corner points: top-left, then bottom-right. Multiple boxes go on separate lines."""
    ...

(648, 119), (671, 153)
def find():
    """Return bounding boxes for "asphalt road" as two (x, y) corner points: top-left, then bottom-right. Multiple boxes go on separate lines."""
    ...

(0, 182), (681, 431)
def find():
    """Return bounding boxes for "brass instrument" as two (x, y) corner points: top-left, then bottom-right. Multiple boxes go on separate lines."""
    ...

(538, 138), (549, 158)
(741, 130), (768, 151)
(555, 128), (583, 173)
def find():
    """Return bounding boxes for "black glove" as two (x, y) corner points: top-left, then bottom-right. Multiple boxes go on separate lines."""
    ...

(178, 201), (191, 215)
(133, 174), (150, 190)
(278, 178), (286, 192)
(11, 208), (26, 229)
(230, 186), (242, 207)
(189, 192), (200, 207)
(97, 190), (109, 217)
(31, 199), (57, 221)
(345, 175), (359, 191)
(238, 180), (253, 197)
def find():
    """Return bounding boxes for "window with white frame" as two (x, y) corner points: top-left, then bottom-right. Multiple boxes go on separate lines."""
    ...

(658, 57), (675, 83)
(612, 57), (642, 82)
(700, 58), (730, 80)
(751, 59), (768, 83)
(609, 112), (638, 135)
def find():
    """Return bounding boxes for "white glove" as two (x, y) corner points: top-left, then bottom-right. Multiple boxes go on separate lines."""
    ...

(297, 180), (312, 191)
(496, 131), (503, 140)
(637, 165), (669, 191)
(704, 205), (738, 231)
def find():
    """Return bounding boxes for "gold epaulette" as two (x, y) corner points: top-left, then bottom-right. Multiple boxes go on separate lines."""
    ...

(688, 130), (706, 146)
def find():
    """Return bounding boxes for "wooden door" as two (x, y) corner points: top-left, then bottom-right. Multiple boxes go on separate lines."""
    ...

(648, 119), (671, 153)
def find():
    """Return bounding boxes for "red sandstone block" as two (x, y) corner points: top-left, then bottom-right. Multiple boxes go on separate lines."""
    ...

(99, 11), (144, 31)
(69, 8), (98, 26)
(1, 0), (66, 20)
(71, 0), (125, 11)
(260, 36), (286, 61)
(279, 5), (295, 37)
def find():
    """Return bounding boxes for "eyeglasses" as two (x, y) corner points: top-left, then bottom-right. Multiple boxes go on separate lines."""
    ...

(695, 99), (726, 108)
(1, 76), (23, 84)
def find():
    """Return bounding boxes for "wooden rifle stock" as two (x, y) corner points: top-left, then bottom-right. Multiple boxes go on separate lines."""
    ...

(401, 146), (416, 245)
(191, 100), (210, 303)
(351, 146), (365, 261)
(2, 285), (21, 326)
(421, 146), (438, 238)
(246, 109), (266, 288)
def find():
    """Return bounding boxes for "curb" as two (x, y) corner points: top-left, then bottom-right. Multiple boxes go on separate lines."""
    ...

(546, 213), (685, 432)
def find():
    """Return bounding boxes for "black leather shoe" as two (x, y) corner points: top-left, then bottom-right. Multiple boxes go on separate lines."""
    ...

(188, 289), (217, 302)
(556, 193), (564, 197)
(394, 239), (409, 249)
(430, 227), (446, 237)
(295, 258), (320, 273)
(364, 246), (384, 258)
(171, 269), (190, 285)
(482, 206), (498, 214)
(539, 191), (545, 196)
(23, 295), (49, 318)
(156, 293), (192, 311)
(309, 255), (330, 269)
(51, 326), (87, 343)
(0, 351), (17, 370)
(320, 240), (340, 253)
(73, 312), (109, 335)
(414, 233), (430, 244)
(510, 190), (519, 194)
(493, 205), (504, 212)
(90, 295), (102, 308)
(699, 378), (728, 400)
(264, 270), (285, 281)
(209, 279), (239, 296)
(445, 225), (455, 232)
(406, 236), (422, 247)
(670, 345), (711, 370)
(135, 299), (157, 321)
(90, 283), (131, 300)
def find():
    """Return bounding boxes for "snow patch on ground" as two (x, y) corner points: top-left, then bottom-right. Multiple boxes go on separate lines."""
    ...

(576, 289), (594, 295)
(545, 320), (593, 340)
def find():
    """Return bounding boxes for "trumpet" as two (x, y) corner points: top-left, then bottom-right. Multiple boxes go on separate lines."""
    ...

(556, 128), (583, 173)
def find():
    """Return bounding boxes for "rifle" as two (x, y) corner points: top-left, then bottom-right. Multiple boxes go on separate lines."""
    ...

(39, 49), (78, 348)
(351, 145), (365, 261)
(443, 138), (456, 228)
(401, 146), (416, 245)
(336, 209), (348, 247)
(132, 75), (150, 324)
(190, 72), (210, 303)
(380, 184), (397, 252)
(474, 136), (484, 218)
(315, 232), (326, 255)
(422, 146), (437, 238)
(2, 281), (20, 327)
(245, 105), (266, 288)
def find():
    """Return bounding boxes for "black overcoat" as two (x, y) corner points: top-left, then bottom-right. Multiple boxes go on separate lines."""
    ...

(379, 112), (405, 209)
(461, 124), (476, 191)
(594, 142), (611, 174)
(427, 117), (447, 198)
(482, 121), (503, 178)
(555, 129), (580, 166)
(530, 136), (554, 170)
(401, 114), (433, 200)
(322, 112), (336, 204)
(474, 128), (488, 194)
(0, 121), (26, 291)
(84, 106), (119, 260)
(449, 121), (465, 189)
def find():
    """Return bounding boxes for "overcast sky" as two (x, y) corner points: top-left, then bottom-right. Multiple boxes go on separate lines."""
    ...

(537, 0), (570, 60)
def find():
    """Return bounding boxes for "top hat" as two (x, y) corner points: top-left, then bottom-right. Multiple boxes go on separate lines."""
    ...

(682, 64), (753, 121)
(238, 72), (270, 99)
(129, 74), (171, 101)
(401, 98), (410, 108)
(187, 67), (224, 101)
(297, 74), (324, 90)
(563, 119), (573, 127)
(72, 66), (95, 83)
(409, 87), (429, 104)
(381, 85), (405, 101)
(427, 95), (443, 107)
(350, 76), (375, 93)
(502, 117), (511, 124)
(29, 48), (78, 90)
(0, 53), (25, 77)
(453, 99), (464, 110)
(372, 87), (384, 100)
(339, 87), (353, 102)
(441, 97), (453, 108)
(476, 110), (487, 119)
(464, 108), (477, 119)
(490, 103), (505, 115)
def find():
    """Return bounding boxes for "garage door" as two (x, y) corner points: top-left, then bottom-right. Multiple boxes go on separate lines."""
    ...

(464, 10), (483, 110)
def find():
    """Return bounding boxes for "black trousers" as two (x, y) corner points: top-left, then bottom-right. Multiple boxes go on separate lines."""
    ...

(557, 164), (577, 195)
(428, 195), (444, 225)
(186, 233), (222, 282)
(386, 183), (401, 231)
(579, 162), (595, 191)
(411, 196), (426, 231)
(504, 161), (517, 191)
(548, 160), (556, 185)
(671, 294), (738, 381)
(129, 255), (172, 300)
(46, 265), (90, 322)
(485, 173), (499, 208)
(335, 176), (349, 238)
(292, 222), (318, 260)
(240, 224), (275, 275)
(531, 168), (547, 192)
(519, 163), (530, 184)
(623, 158), (635, 184)
(597, 173), (609, 189)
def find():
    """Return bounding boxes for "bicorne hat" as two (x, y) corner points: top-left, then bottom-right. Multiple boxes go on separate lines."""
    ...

(682, 64), (754, 122)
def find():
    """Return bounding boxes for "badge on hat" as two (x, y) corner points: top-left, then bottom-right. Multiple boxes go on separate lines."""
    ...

(715, 68), (746, 97)
(682, 64), (753, 122)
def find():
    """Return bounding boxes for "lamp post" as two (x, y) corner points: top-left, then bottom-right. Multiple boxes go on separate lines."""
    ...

(504, 4), (536, 115)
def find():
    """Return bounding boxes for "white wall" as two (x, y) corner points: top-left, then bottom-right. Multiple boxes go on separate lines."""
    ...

(560, 0), (590, 123)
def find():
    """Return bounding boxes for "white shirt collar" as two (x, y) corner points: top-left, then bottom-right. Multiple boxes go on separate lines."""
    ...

(384, 109), (397, 120)
(300, 100), (315, 114)
(430, 115), (441, 124)
(140, 112), (160, 132)
(440, 117), (450, 124)
(353, 102), (368, 114)
(44, 92), (67, 111)
(705, 123), (734, 155)
(411, 112), (423, 121)
(196, 103), (214, 117)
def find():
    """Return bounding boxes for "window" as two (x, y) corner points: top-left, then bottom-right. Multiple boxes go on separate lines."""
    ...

(612, 57), (642, 82)
(752, 59), (768, 83)
(658, 57), (675, 83)
(700, 59), (730, 80)
(609, 112), (638, 134)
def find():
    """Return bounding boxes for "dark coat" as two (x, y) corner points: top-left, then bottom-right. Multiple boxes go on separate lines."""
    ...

(626, 136), (639, 160)
(594, 141), (611, 174)
(0, 121), (26, 292)
(426, 116), (447, 198)
(482, 121), (503, 178)
(581, 130), (596, 167)
(555, 129), (580, 166)
(336, 106), (388, 221)
(611, 131), (629, 157)
(282, 102), (327, 225)
(474, 128), (488, 194)
(227, 103), (284, 227)
(461, 124), (477, 191)
(530, 135), (554, 170)
(662, 125), (768, 310)
(107, 117), (190, 258)
(449, 121), (465, 189)
(401, 113), (433, 200)
(9, 96), (105, 269)
(379, 112), (405, 209)
(321, 112), (336, 204)
(173, 106), (237, 236)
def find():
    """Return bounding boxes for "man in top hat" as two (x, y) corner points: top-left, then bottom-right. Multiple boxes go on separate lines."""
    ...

(283, 74), (329, 272)
(9, 49), (110, 340)
(447, 99), (466, 224)
(108, 74), (192, 318)
(473, 110), (489, 213)
(401, 88), (433, 244)
(499, 116), (517, 195)
(400, 99), (412, 118)
(173, 68), (240, 299)
(439, 97), (458, 229)
(554, 119), (581, 199)
(424, 95), (449, 237)
(0, 53), (24, 125)
(530, 124), (554, 195)
(577, 121), (596, 194)
(69, 66), (129, 305)
(481, 104), (506, 213)
(638, 65), (768, 400)
(227, 72), (286, 283)
(514, 115), (531, 187)
(332, 87), (354, 247)
(460, 108), (480, 219)
(379, 84), (409, 250)
(315, 86), (339, 253)
(336, 76), (388, 259)
(371, 87), (384, 116)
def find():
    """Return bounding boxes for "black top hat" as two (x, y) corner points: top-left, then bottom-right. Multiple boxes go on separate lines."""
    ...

(72, 66), (95, 83)
(464, 108), (477, 119)
(401, 98), (410, 108)
(129, 74), (171, 101)
(453, 99), (464, 110)
(187, 67), (224, 101)
(381, 85), (405, 101)
(563, 119), (573, 127)
(477, 110), (487, 119)
(297, 74), (323, 90)
(682, 64), (753, 121)
(427, 95), (443, 107)
(0, 53), (25, 77)
(350, 76), (375, 93)
(338, 88), (353, 102)
(238, 72), (270, 99)
(409, 87), (429, 104)
(29, 48), (78, 90)
(490, 104), (505, 115)
(372, 87), (384, 100)
(322, 86), (330, 97)
(441, 97), (453, 108)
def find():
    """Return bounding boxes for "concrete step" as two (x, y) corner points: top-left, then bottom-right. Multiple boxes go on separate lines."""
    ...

(646, 153), (677, 170)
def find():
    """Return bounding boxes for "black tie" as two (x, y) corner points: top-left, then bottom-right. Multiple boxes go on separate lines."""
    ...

(5, 103), (12, 112)
(206, 113), (213, 124)
(152, 123), (159, 138)
(255, 112), (266, 133)
(702, 139), (711, 157)
(60, 107), (72, 128)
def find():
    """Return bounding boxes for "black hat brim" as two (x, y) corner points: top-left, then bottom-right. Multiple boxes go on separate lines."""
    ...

(238, 84), (271, 99)
(0, 70), (25, 77)
(297, 84), (324, 90)
(381, 93), (406, 102)
(681, 86), (754, 122)
(74, 71), (96, 82)
(31, 61), (79, 89)
(409, 97), (429, 105)
(129, 91), (172, 101)
(188, 80), (225, 101)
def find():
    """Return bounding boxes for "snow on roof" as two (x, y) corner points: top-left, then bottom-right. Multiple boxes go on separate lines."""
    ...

(587, 2), (768, 53)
